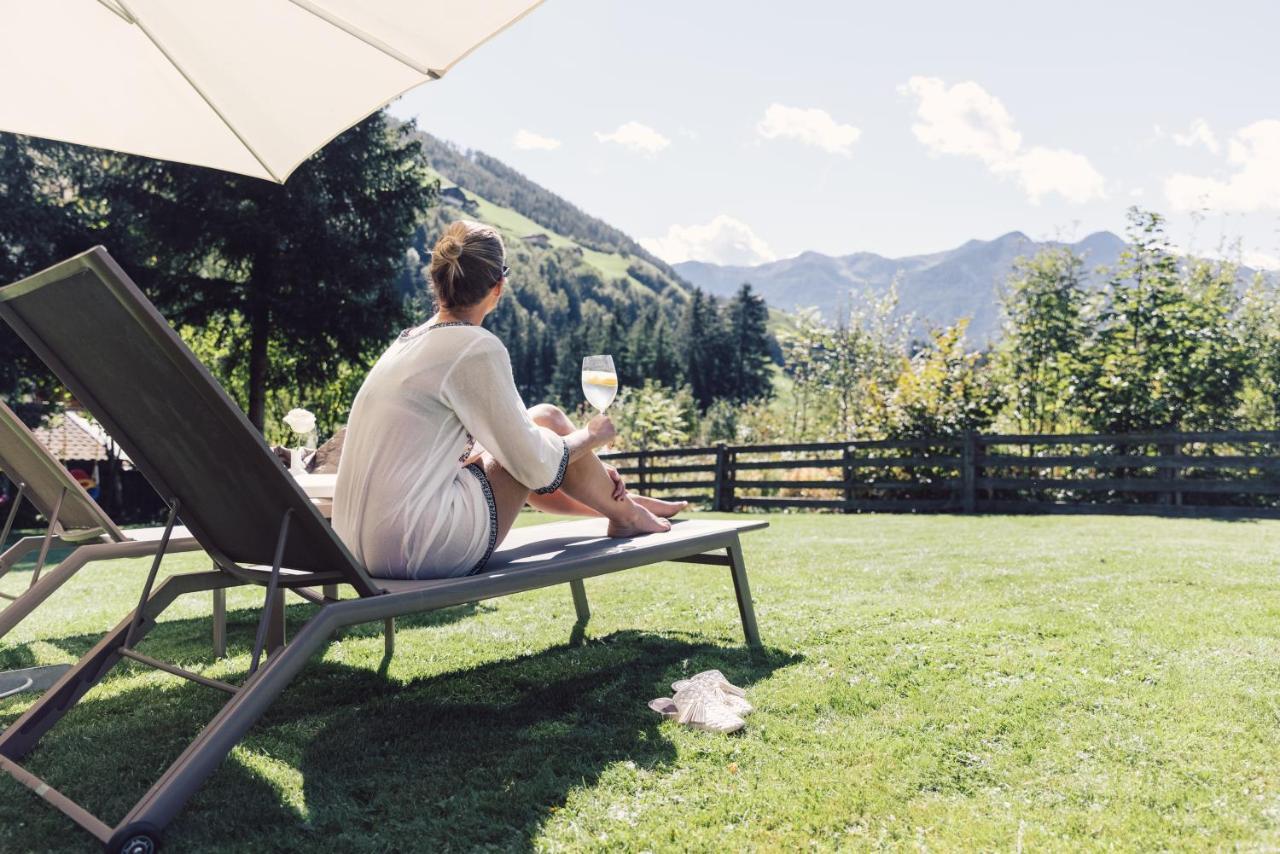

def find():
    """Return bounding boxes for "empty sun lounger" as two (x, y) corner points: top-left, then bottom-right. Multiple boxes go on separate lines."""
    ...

(0, 398), (214, 646)
(0, 247), (766, 853)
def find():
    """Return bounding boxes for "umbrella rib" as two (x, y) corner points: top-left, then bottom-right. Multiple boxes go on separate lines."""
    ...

(285, 0), (441, 78)
(95, 0), (135, 24)
(115, 0), (283, 182)
(428, 1), (547, 79)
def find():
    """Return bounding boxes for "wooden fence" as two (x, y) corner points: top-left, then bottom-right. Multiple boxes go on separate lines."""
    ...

(600, 430), (1280, 519)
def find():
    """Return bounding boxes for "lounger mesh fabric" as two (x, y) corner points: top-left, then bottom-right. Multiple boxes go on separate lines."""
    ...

(0, 248), (378, 592)
(0, 399), (123, 540)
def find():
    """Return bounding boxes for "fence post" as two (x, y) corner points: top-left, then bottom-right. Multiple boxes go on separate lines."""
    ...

(961, 432), (977, 514)
(637, 451), (648, 496)
(842, 444), (854, 513)
(1172, 440), (1182, 506)
(713, 443), (735, 512)
(1159, 440), (1181, 507)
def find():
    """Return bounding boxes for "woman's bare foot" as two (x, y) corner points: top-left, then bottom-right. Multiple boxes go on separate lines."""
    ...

(607, 502), (672, 538)
(633, 496), (688, 518)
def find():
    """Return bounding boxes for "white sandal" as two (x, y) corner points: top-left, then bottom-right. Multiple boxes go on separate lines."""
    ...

(672, 669), (745, 696)
(648, 682), (745, 734)
(671, 670), (753, 715)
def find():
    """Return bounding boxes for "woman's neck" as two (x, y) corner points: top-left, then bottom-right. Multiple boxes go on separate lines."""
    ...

(433, 305), (486, 327)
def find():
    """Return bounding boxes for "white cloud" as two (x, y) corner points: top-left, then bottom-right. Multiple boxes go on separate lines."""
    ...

(756, 104), (862, 156)
(1165, 120), (1280, 212)
(640, 215), (777, 266)
(1170, 244), (1280, 272)
(995, 146), (1107, 205)
(594, 121), (670, 155)
(513, 129), (561, 151)
(1172, 118), (1220, 154)
(900, 75), (1105, 204)
(1246, 251), (1280, 271)
(901, 77), (1021, 164)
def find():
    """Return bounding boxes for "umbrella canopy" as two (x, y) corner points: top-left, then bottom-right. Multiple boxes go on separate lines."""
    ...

(0, 0), (542, 182)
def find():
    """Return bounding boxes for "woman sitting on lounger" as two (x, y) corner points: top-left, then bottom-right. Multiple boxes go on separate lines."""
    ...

(333, 220), (685, 579)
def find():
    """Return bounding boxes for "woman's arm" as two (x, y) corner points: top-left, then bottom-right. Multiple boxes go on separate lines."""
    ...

(445, 338), (602, 493)
(562, 414), (615, 464)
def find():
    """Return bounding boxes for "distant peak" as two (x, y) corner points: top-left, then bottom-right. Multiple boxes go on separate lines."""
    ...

(1077, 230), (1125, 246)
(953, 231), (1030, 253)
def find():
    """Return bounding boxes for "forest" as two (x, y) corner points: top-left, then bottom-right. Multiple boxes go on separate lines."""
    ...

(0, 114), (776, 445)
(2, 114), (1277, 454)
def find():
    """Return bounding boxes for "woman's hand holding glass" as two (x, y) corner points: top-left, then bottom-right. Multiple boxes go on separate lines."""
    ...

(587, 413), (616, 448)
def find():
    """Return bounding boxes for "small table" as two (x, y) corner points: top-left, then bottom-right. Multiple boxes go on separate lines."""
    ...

(292, 471), (337, 519)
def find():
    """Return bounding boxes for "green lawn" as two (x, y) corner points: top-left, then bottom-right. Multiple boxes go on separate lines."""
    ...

(3, 513), (1280, 851)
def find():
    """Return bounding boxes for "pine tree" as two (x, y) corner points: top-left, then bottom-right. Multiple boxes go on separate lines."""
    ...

(723, 282), (774, 403)
(678, 289), (732, 409)
(91, 112), (432, 430)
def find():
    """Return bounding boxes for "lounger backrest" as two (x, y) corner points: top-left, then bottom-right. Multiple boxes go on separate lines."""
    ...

(0, 399), (124, 540)
(0, 248), (379, 596)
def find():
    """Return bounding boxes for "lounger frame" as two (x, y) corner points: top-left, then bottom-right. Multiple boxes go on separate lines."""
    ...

(0, 399), (209, 646)
(0, 248), (766, 853)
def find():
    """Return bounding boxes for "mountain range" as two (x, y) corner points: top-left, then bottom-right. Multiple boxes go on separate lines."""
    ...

(674, 231), (1136, 341)
(404, 131), (1263, 347)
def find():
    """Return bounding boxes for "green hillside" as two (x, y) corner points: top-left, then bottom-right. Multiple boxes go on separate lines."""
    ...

(423, 165), (666, 294)
(398, 132), (694, 405)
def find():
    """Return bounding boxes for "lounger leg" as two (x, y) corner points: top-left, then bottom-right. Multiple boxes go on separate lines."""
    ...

(0, 484), (26, 566)
(266, 595), (286, 654)
(725, 534), (761, 648)
(569, 579), (590, 623)
(29, 487), (66, 587)
(568, 579), (590, 645)
(251, 510), (292, 671)
(384, 618), (395, 659)
(211, 584), (227, 659)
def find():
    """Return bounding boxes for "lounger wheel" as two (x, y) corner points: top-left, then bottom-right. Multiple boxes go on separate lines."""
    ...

(106, 822), (162, 854)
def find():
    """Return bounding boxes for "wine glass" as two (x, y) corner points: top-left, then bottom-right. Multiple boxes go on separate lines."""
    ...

(581, 355), (618, 413)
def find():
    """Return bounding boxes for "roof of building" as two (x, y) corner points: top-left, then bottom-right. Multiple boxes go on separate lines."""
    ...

(32, 411), (132, 465)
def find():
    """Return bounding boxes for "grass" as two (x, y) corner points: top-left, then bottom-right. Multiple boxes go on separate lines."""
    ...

(423, 166), (645, 289)
(3, 512), (1280, 851)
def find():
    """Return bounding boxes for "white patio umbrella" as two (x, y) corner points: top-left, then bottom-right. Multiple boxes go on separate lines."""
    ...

(0, 0), (543, 182)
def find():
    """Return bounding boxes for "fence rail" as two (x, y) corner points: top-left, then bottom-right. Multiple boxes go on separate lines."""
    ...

(600, 430), (1280, 519)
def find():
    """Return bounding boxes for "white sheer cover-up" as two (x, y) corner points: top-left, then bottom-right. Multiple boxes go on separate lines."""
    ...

(333, 323), (568, 579)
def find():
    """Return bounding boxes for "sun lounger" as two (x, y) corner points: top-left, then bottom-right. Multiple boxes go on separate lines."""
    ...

(0, 247), (766, 853)
(0, 398), (214, 647)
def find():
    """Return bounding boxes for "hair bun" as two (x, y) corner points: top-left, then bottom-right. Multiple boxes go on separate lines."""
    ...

(437, 235), (463, 262)
(428, 220), (505, 310)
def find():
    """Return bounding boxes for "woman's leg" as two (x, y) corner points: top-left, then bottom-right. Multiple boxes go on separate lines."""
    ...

(556, 451), (671, 536)
(481, 456), (533, 547)
(525, 405), (688, 519)
(481, 447), (669, 550)
(524, 405), (601, 516)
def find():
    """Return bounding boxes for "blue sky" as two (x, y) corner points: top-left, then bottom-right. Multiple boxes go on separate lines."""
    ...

(390, 0), (1280, 268)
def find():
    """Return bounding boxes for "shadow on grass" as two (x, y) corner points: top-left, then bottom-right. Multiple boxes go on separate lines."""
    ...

(1, 596), (483, 671)
(0, 605), (796, 853)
